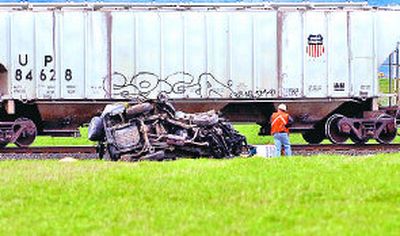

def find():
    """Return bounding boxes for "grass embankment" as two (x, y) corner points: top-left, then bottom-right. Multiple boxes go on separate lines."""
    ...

(379, 78), (395, 94)
(0, 78), (398, 235)
(31, 127), (95, 147)
(0, 156), (399, 235)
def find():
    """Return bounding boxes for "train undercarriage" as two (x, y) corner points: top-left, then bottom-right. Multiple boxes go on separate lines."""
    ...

(301, 111), (398, 144)
(0, 97), (399, 147)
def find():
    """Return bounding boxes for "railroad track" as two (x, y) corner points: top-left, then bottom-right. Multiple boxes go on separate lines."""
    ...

(0, 146), (98, 160)
(291, 144), (400, 155)
(0, 144), (399, 160)
(0, 146), (97, 154)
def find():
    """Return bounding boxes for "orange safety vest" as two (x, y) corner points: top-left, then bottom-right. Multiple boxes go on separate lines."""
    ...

(270, 110), (290, 135)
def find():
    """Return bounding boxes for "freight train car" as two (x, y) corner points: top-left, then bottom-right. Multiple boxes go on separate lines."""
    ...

(0, 2), (400, 147)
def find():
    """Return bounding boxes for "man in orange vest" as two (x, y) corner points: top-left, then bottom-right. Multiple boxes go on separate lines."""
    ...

(270, 103), (293, 156)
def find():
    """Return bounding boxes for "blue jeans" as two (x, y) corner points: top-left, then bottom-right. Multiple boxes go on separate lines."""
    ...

(273, 133), (292, 156)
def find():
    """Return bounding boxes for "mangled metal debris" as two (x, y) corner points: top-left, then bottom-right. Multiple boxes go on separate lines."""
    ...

(88, 94), (254, 161)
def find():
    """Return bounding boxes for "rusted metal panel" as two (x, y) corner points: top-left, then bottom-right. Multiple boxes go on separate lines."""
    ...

(0, 71), (7, 98)
(37, 102), (106, 131)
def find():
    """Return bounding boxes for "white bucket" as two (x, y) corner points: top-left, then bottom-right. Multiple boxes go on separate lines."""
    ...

(255, 145), (276, 157)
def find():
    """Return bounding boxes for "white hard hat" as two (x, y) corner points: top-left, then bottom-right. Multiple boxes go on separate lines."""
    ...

(278, 103), (287, 111)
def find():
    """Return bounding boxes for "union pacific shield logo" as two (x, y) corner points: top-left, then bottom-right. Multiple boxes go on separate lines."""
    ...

(306, 34), (325, 58)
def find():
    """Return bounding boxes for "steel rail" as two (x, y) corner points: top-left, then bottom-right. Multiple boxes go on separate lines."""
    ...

(291, 143), (400, 154)
(0, 144), (399, 157)
(0, 146), (97, 154)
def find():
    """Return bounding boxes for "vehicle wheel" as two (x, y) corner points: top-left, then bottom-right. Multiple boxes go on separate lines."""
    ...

(13, 118), (37, 147)
(302, 130), (325, 144)
(325, 114), (348, 144)
(376, 114), (397, 144)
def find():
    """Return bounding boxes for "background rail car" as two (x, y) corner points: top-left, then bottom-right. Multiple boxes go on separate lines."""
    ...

(1, 2), (400, 146)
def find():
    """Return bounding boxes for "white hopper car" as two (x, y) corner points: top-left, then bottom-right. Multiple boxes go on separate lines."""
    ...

(0, 2), (399, 147)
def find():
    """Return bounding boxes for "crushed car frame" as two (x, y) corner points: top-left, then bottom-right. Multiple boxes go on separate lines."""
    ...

(88, 94), (254, 161)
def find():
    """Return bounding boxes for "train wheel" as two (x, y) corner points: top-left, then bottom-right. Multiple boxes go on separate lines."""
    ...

(375, 115), (397, 144)
(302, 130), (324, 144)
(325, 114), (348, 144)
(13, 118), (37, 148)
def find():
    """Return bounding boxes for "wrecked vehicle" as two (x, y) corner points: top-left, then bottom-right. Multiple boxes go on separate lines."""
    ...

(88, 94), (254, 161)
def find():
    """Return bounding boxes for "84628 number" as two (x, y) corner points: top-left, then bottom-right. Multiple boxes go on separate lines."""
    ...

(14, 69), (73, 81)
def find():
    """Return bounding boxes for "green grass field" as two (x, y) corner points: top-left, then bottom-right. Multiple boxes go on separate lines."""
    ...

(379, 78), (396, 94)
(0, 156), (399, 235)
(0, 78), (399, 235)
(31, 127), (95, 147)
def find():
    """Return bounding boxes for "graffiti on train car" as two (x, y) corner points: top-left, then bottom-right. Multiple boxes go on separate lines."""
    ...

(108, 71), (277, 99)
(109, 71), (234, 98)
